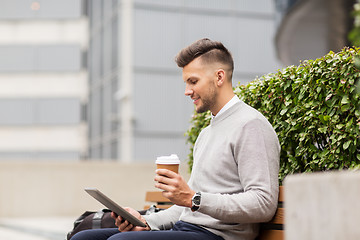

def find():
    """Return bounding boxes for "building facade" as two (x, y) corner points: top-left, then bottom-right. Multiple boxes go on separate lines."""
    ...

(274, 0), (355, 66)
(0, 0), (88, 160)
(87, 0), (282, 162)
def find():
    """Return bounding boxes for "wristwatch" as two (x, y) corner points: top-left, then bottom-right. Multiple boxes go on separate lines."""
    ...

(191, 192), (201, 212)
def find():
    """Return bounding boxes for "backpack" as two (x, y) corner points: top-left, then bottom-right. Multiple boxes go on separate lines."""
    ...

(66, 209), (116, 240)
(67, 205), (163, 240)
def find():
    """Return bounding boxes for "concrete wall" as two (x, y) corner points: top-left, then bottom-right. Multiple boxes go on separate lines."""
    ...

(0, 161), (190, 217)
(285, 171), (360, 240)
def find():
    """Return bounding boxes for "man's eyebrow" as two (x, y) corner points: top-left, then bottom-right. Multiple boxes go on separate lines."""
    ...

(185, 77), (198, 82)
(184, 77), (191, 83)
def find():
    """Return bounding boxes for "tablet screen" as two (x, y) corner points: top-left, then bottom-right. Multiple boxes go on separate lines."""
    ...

(84, 188), (147, 227)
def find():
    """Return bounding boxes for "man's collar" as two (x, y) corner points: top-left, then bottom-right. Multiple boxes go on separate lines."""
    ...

(211, 95), (240, 119)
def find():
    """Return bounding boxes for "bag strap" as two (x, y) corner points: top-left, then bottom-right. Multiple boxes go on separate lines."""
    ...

(92, 210), (105, 229)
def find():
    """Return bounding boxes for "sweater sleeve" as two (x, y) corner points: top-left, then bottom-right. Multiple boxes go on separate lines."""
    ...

(143, 205), (184, 230)
(196, 118), (280, 223)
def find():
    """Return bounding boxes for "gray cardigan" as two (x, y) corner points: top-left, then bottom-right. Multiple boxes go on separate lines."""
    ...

(145, 99), (280, 240)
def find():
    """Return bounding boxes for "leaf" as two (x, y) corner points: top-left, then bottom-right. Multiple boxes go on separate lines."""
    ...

(284, 100), (292, 106)
(341, 104), (350, 112)
(318, 127), (328, 133)
(319, 115), (330, 124)
(341, 96), (350, 104)
(343, 140), (352, 150)
(325, 93), (333, 101)
(355, 110), (360, 117)
(280, 109), (287, 116)
(323, 115), (330, 121)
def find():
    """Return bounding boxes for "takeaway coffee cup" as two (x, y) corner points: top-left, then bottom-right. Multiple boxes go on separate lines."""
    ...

(156, 154), (180, 173)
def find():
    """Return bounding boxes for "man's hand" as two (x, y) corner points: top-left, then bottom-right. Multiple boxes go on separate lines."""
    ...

(111, 208), (150, 232)
(154, 169), (195, 208)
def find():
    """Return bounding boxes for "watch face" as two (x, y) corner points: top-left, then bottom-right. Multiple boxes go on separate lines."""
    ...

(193, 195), (201, 205)
(191, 193), (201, 212)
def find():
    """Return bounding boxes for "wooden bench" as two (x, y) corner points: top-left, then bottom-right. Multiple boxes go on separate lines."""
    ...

(144, 191), (174, 209)
(145, 186), (284, 240)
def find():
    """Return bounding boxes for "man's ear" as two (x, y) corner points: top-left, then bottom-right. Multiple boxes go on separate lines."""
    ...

(216, 69), (226, 87)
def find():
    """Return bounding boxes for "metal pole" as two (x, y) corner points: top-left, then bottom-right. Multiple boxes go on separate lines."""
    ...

(118, 0), (133, 163)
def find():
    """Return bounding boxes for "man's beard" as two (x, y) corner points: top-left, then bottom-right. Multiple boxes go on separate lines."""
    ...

(195, 86), (217, 113)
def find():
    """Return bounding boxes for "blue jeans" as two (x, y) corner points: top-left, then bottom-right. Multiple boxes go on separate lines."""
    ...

(71, 221), (224, 240)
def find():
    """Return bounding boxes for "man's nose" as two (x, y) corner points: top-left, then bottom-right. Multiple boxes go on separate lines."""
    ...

(184, 87), (193, 96)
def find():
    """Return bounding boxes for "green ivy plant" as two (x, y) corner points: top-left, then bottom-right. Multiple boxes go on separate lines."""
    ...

(185, 47), (360, 183)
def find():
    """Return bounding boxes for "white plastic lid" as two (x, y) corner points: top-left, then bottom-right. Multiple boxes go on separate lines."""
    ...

(156, 154), (180, 164)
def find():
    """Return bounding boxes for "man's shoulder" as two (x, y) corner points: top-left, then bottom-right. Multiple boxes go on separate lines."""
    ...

(232, 101), (265, 121)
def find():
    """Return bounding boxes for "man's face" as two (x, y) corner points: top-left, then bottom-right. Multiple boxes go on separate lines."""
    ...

(183, 57), (218, 114)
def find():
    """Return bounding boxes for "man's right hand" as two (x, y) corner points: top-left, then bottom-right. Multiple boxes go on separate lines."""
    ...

(110, 207), (150, 232)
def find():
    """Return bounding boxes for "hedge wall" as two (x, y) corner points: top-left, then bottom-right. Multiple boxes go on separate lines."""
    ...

(185, 47), (360, 183)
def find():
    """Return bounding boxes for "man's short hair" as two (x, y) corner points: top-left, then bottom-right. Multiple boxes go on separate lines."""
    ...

(175, 38), (234, 79)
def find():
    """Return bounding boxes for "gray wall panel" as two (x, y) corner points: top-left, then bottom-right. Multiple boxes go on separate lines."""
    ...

(102, 81), (113, 135)
(134, 135), (189, 162)
(185, 0), (235, 11)
(134, 0), (183, 8)
(0, 46), (35, 71)
(37, 45), (81, 72)
(134, 9), (183, 69)
(0, 0), (82, 19)
(235, 0), (275, 14)
(103, 23), (113, 77)
(0, 45), (81, 72)
(0, 99), (34, 125)
(234, 18), (279, 74)
(111, 16), (119, 70)
(183, 14), (235, 45)
(90, 34), (103, 81)
(0, 98), (80, 125)
(90, 0), (103, 26)
(37, 99), (80, 124)
(89, 89), (102, 138)
(133, 72), (193, 133)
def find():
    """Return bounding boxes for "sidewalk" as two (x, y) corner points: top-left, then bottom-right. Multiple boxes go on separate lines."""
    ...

(0, 217), (75, 240)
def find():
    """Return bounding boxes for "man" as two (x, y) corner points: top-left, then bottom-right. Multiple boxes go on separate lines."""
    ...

(72, 38), (280, 240)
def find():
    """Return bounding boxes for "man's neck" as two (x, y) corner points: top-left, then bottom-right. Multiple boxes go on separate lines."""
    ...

(211, 92), (235, 116)
(211, 94), (237, 118)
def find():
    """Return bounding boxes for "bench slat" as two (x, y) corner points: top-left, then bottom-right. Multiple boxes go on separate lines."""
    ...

(256, 229), (284, 240)
(278, 186), (284, 202)
(144, 204), (173, 209)
(145, 191), (173, 210)
(145, 191), (171, 203)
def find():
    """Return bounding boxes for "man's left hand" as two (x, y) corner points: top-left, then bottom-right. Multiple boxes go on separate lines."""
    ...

(154, 169), (195, 208)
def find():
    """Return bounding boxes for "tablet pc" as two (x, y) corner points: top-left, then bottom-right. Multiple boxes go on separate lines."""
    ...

(84, 188), (147, 227)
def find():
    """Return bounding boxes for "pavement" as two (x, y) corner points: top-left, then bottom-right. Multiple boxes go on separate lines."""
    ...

(0, 217), (76, 240)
